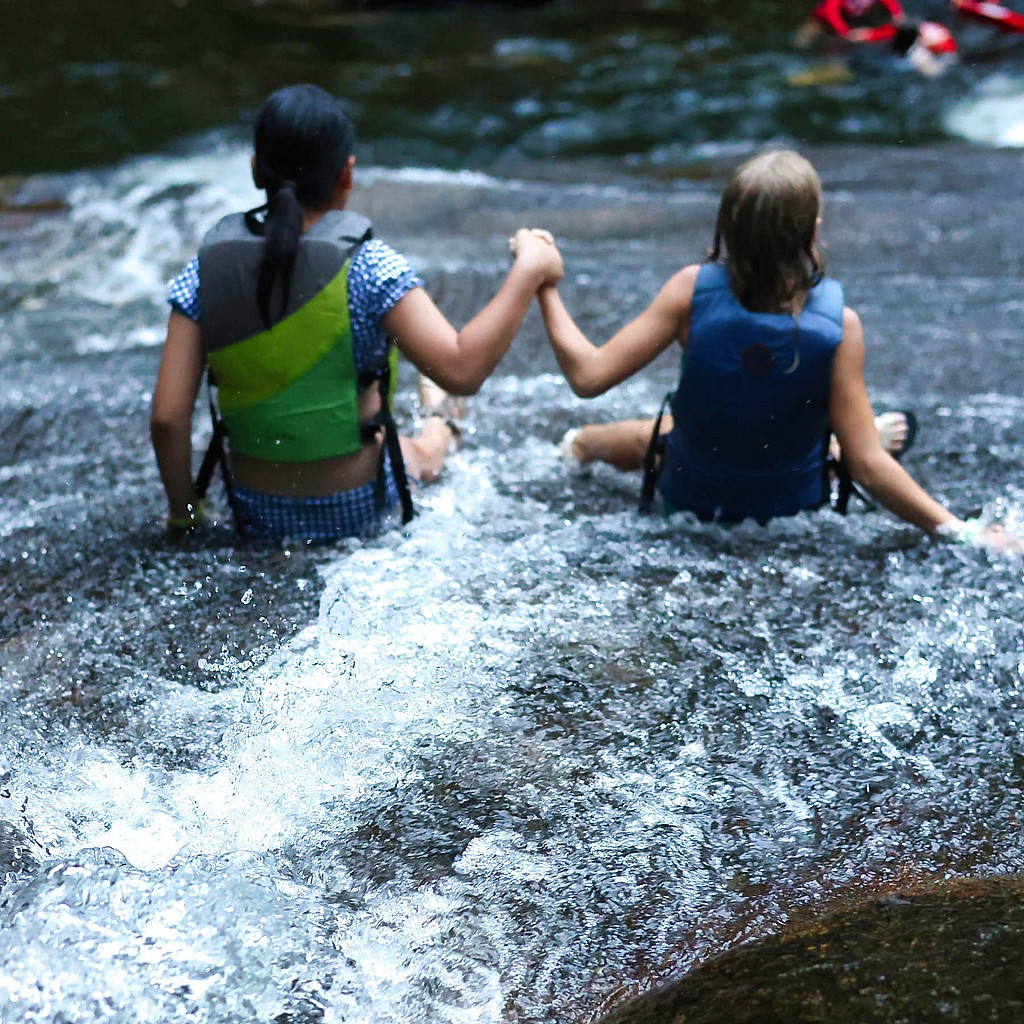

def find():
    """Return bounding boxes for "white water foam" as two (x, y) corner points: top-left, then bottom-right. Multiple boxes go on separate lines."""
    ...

(944, 72), (1024, 146)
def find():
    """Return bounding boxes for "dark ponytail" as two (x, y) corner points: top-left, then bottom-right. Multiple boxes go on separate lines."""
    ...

(249, 85), (355, 328)
(256, 180), (303, 329)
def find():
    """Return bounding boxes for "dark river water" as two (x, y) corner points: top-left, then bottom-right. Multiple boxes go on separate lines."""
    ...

(9, 0), (1024, 175)
(2, 2), (1024, 1022)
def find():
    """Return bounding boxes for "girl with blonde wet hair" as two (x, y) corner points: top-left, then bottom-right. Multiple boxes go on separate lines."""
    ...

(534, 147), (996, 546)
(712, 147), (823, 315)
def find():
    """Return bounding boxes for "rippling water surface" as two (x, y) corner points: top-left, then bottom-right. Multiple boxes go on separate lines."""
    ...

(3, 2), (1024, 1020)
(2, 142), (1024, 1021)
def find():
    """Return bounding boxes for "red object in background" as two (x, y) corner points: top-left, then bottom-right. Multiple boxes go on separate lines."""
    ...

(812, 0), (906, 39)
(917, 21), (959, 52)
(953, 0), (1024, 33)
(828, 18), (959, 53)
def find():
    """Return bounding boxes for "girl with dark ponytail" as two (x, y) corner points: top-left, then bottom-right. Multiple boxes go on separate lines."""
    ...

(152, 84), (562, 543)
(253, 178), (303, 329)
(249, 85), (355, 328)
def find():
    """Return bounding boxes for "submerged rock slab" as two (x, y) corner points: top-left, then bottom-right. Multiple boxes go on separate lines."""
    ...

(0, 177), (69, 215)
(600, 877), (1024, 1024)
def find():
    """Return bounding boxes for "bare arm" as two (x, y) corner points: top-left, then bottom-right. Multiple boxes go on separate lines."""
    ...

(151, 311), (204, 520)
(382, 229), (562, 395)
(536, 264), (698, 398)
(829, 308), (956, 534)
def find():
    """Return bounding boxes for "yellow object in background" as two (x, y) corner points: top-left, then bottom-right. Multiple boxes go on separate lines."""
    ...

(786, 60), (856, 87)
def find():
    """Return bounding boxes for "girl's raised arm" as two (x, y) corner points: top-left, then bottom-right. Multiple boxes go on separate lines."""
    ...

(537, 264), (698, 398)
(382, 229), (562, 395)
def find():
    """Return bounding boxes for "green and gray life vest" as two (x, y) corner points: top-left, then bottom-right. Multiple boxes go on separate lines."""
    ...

(194, 208), (413, 525)
(198, 209), (392, 461)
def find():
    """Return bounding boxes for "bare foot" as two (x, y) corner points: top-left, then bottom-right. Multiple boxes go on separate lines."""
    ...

(876, 411), (911, 456)
(830, 410), (916, 463)
(417, 374), (467, 454)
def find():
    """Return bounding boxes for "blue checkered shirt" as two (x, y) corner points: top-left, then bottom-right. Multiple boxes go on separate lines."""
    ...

(167, 238), (423, 371)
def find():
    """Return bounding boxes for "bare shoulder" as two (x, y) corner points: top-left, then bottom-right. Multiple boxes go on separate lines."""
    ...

(659, 263), (701, 307)
(840, 305), (865, 346)
(670, 262), (701, 291)
(842, 305), (862, 331)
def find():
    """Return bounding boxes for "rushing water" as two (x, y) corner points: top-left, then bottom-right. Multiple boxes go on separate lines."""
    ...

(3, 139), (1024, 1023)
(3, 2), (1024, 1022)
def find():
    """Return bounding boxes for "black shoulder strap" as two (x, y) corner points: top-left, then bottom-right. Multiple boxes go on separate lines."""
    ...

(372, 353), (415, 525)
(639, 392), (674, 515)
(826, 426), (876, 514)
(196, 371), (243, 535)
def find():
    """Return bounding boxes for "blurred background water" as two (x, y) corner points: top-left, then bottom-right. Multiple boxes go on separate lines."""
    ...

(2, 2), (1024, 1022)
(9, 0), (1024, 177)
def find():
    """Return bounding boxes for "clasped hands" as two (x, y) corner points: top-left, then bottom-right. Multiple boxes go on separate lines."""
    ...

(508, 227), (563, 288)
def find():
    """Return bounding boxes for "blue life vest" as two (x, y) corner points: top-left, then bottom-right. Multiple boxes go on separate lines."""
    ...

(658, 262), (844, 523)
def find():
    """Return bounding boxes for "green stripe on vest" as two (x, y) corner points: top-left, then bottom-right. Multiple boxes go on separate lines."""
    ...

(209, 262), (363, 461)
(387, 345), (399, 405)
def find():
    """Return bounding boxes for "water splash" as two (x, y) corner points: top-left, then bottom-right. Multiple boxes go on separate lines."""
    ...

(945, 72), (1024, 146)
(3, 148), (1024, 1023)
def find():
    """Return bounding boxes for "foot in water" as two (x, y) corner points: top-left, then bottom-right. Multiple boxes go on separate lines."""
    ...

(556, 427), (592, 477)
(830, 409), (918, 463)
(418, 374), (467, 447)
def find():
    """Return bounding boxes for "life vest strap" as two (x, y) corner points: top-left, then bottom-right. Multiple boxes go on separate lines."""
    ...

(196, 372), (243, 536)
(194, 353), (416, 538)
(369, 354), (415, 525)
(639, 392), (675, 515)
(826, 426), (876, 514)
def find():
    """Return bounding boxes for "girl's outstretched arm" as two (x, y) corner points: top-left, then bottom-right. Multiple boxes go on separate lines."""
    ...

(829, 307), (958, 535)
(382, 229), (562, 396)
(151, 311), (204, 521)
(537, 264), (698, 398)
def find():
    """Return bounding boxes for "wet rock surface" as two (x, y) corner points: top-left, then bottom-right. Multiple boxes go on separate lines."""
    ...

(1, 139), (1023, 1022)
(600, 876), (1024, 1024)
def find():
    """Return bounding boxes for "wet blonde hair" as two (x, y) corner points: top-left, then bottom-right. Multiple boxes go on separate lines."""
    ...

(708, 148), (824, 313)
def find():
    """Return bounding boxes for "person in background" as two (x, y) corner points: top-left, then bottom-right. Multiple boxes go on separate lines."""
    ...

(152, 83), (562, 544)
(794, 0), (958, 78)
(795, 0), (907, 47)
